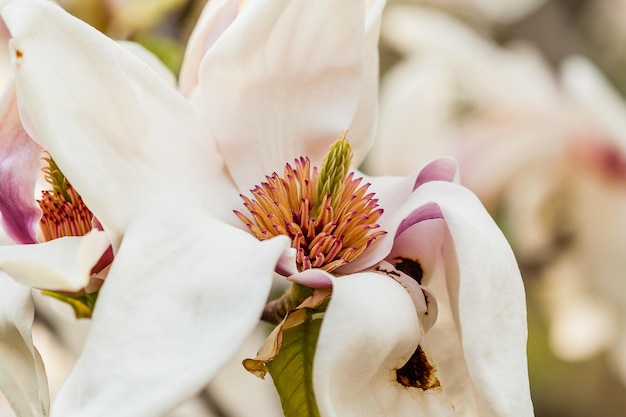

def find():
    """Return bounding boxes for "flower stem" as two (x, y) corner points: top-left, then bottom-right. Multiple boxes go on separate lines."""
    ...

(261, 284), (312, 325)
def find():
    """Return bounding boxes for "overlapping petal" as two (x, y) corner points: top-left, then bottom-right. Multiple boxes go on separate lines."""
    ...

(0, 229), (110, 291)
(0, 274), (49, 417)
(51, 193), (289, 417)
(199, 0), (380, 192)
(179, 0), (239, 97)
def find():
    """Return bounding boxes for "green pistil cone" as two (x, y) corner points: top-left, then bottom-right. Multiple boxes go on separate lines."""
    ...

(42, 154), (72, 202)
(315, 131), (353, 211)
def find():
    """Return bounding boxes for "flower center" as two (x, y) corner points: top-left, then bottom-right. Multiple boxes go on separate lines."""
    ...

(234, 134), (386, 273)
(38, 155), (94, 242)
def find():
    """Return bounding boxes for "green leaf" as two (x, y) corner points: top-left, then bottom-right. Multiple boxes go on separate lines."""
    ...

(267, 309), (323, 417)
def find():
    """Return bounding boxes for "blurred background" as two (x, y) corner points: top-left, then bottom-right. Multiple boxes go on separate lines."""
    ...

(3, 0), (626, 416)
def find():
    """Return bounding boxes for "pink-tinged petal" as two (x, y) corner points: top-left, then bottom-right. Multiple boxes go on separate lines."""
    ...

(51, 193), (290, 417)
(413, 157), (459, 189)
(0, 83), (41, 244)
(200, 0), (368, 192)
(385, 215), (446, 284)
(275, 247), (297, 276)
(339, 161), (457, 274)
(0, 275), (49, 417)
(0, 229), (110, 291)
(358, 157), (459, 222)
(287, 267), (334, 289)
(179, 0), (239, 97)
(419, 181), (533, 417)
(314, 273), (456, 417)
(2, 0), (223, 248)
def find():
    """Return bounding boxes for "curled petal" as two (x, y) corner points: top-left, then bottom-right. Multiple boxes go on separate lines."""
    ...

(0, 82), (41, 244)
(314, 273), (455, 417)
(339, 189), (446, 275)
(359, 158), (458, 225)
(288, 267), (334, 289)
(413, 158), (459, 189)
(51, 193), (290, 416)
(179, 0), (239, 96)
(200, 0), (369, 192)
(339, 158), (458, 274)
(275, 247), (297, 276)
(407, 181), (533, 416)
(0, 229), (110, 291)
(0, 275), (49, 417)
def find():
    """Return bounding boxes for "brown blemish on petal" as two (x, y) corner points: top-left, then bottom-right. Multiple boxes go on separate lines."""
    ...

(374, 265), (400, 277)
(394, 257), (423, 284)
(396, 345), (440, 390)
(13, 49), (24, 67)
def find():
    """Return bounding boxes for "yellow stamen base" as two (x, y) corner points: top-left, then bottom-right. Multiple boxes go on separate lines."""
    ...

(235, 157), (386, 273)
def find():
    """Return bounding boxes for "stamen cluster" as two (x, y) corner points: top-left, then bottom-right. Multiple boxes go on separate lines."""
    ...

(38, 155), (93, 242)
(235, 157), (386, 272)
(38, 184), (93, 241)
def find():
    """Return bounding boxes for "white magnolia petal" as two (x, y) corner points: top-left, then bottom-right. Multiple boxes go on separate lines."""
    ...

(51, 193), (289, 417)
(117, 40), (176, 87)
(179, 0), (239, 96)
(200, 0), (367, 192)
(346, 0), (386, 166)
(207, 325), (283, 417)
(0, 275), (49, 417)
(2, 0), (219, 246)
(314, 273), (455, 417)
(0, 230), (110, 291)
(421, 181), (533, 417)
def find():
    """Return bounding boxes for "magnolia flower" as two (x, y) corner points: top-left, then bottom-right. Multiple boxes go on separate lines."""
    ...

(1, 1), (532, 417)
(370, 3), (626, 387)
